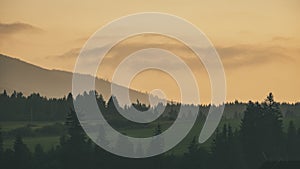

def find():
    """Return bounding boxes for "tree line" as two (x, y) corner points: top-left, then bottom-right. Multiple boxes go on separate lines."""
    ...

(1, 90), (300, 122)
(0, 92), (300, 169)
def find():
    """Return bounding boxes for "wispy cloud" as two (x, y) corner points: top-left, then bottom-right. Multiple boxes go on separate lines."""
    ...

(49, 35), (296, 74)
(0, 22), (43, 35)
(271, 36), (292, 42)
(48, 48), (81, 59)
(217, 44), (294, 69)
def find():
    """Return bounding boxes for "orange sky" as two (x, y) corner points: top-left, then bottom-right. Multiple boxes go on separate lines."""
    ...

(0, 0), (299, 103)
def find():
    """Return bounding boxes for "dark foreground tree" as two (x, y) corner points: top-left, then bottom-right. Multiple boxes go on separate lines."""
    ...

(0, 127), (3, 166)
(13, 135), (32, 169)
(241, 93), (283, 169)
(59, 110), (93, 169)
(182, 136), (210, 169)
(147, 123), (164, 169)
(32, 144), (46, 169)
(286, 121), (299, 160)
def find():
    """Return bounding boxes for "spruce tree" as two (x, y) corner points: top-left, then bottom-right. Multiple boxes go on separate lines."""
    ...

(13, 135), (32, 169)
(210, 124), (230, 169)
(33, 144), (45, 169)
(60, 110), (89, 169)
(241, 93), (284, 168)
(286, 121), (297, 160)
(261, 93), (283, 160)
(188, 136), (198, 155)
(0, 127), (3, 165)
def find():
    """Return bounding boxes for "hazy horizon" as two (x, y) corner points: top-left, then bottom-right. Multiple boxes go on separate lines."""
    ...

(1, 0), (299, 103)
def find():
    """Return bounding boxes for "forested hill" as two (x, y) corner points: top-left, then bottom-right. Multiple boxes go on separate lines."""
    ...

(0, 54), (149, 103)
(0, 90), (299, 121)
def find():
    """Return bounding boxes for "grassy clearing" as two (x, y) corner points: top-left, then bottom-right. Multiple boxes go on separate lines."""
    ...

(0, 121), (63, 131)
(1, 117), (300, 155)
(3, 136), (60, 152)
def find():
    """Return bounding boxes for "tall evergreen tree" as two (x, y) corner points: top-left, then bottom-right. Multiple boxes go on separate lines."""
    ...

(241, 93), (284, 169)
(210, 125), (230, 169)
(33, 144), (46, 169)
(107, 96), (119, 114)
(2, 149), (14, 169)
(0, 127), (3, 165)
(286, 121), (298, 160)
(96, 93), (106, 113)
(147, 123), (164, 169)
(60, 110), (91, 169)
(65, 110), (86, 144)
(66, 93), (74, 110)
(261, 93), (283, 160)
(154, 123), (162, 135)
(240, 101), (263, 169)
(13, 135), (32, 169)
(187, 136), (198, 155)
(148, 123), (164, 154)
(115, 133), (134, 155)
(182, 136), (210, 169)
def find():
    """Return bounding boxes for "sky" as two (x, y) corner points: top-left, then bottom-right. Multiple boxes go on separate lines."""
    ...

(0, 0), (299, 103)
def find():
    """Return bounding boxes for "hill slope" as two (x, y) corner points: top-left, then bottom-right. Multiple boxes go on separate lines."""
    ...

(0, 54), (149, 102)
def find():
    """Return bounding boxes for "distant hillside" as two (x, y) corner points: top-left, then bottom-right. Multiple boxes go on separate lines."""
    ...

(0, 54), (149, 102)
(1, 54), (299, 118)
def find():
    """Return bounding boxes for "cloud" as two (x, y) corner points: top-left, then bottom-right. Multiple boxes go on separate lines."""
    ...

(48, 48), (81, 59)
(50, 35), (296, 74)
(216, 44), (294, 69)
(271, 36), (292, 42)
(0, 22), (43, 36)
(47, 45), (111, 61)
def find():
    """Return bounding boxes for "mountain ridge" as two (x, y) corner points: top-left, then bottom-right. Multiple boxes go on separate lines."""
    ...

(0, 54), (149, 103)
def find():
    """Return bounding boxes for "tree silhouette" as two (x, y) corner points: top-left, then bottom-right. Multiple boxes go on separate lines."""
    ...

(210, 125), (228, 169)
(96, 92), (106, 113)
(1, 91), (300, 169)
(240, 101), (263, 169)
(241, 93), (284, 169)
(210, 124), (244, 169)
(60, 110), (92, 169)
(115, 133), (134, 155)
(13, 135), (32, 169)
(147, 123), (164, 169)
(261, 93), (283, 160)
(286, 121), (298, 160)
(33, 144), (46, 169)
(0, 127), (3, 166)
(187, 136), (198, 155)
(132, 99), (149, 111)
(182, 136), (210, 169)
(107, 96), (119, 114)
(2, 149), (14, 169)
(154, 123), (162, 135)
(66, 93), (74, 110)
